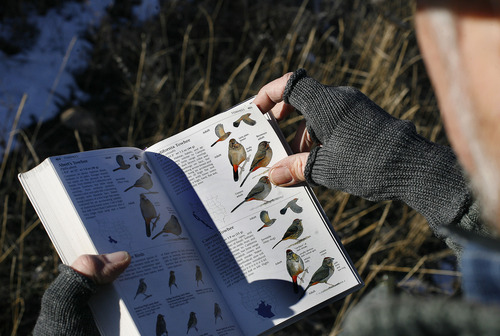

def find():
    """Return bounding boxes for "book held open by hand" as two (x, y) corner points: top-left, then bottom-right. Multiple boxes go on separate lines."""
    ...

(19, 99), (363, 336)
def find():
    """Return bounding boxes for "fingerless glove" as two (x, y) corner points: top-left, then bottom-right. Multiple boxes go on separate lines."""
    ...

(34, 264), (100, 336)
(284, 69), (472, 235)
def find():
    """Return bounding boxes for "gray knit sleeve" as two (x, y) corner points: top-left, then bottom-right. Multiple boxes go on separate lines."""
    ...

(283, 69), (473, 241)
(33, 264), (100, 336)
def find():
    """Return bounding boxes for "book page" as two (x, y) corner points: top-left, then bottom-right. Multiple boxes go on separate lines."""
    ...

(26, 148), (242, 336)
(147, 100), (363, 335)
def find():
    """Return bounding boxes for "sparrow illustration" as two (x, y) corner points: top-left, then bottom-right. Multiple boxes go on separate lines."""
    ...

(140, 194), (160, 237)
(303, 257), (335, 295)
(152, 214), (182, 239)
(124, 172), (153, 192)
(156, 314), (167, 336)
(134, 278), (152, 300)
(195, 265), (204, 286)
(136, 161), (152, 173)
(280, 198), (303, 215)
(211, 124), (231, 147)
(113, 155), (130, 171)
(214, 303), (223, 323)
(169, 270), (178, 294)
(231, 176), (272, 213)
(272, 219), (303, 249)
(233, 113), (256, 127)
(187, 312), (198, 334)
(286, 249), (305, 293)
(228, 139), (247, 182)
(257, 210), (276, 232)
(240, 141), (272, 187)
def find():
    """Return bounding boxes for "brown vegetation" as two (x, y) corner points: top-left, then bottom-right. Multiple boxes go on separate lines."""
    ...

(0, 0), (459, 335)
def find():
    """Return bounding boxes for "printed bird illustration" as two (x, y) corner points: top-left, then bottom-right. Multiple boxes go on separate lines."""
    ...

(280, 198), (303, 215)
(156, 314), (167, 336)
(124, 172), (153, 192)
(231, 176), (272, 213)
(211, 124), (231, 147)
(240, 141), (273, 187)
(187, 312), (198, 334)
(286, 249), (305, 293)
(136, 161), (152, 173)
(140, 194), (160, 237)
(134, 278), (152, 300)
(169, 270), (178, 294)
(303, 257), (335, 295)
(257, 210), (276, 232)
(233, 113), (256, 127)
(272, 219), (303, 249)
(214, 303), (223, 323)
(152, 214), (182, 239)
(130, 154), (141, 160)
(228, 138), (247, 182)
(113, 155), (130, 171)
(195, 265), (204, 286)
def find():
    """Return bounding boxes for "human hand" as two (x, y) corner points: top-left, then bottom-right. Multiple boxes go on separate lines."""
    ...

(253, 72), (312, 187)
(254, 69), (471, 234)
(71, 251), (131, 285)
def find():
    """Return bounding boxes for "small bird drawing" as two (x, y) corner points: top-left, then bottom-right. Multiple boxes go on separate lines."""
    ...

(303, 257), (335, 296)
(156, 314), (167, 336)
(214, 303), (223, 323)
(240, 141), (273, 187)
(233, 113), (256, 127)
(257, 210), (276, 232)
(134, 278), (152, 300)
(228, 139), (247, 182)
(140, 194), (160, 237)
(136, 161), (152, 173)
(272, 219), (303, 249)
(286, 249), (305, 293)
(211, 124), (231, 147)
(113, 155), (130, 171)
(124, 173), (153, 192)
(152, 215), (182, 239)
(195, 265), (204, 286)
(280, 198), (303, 215)
(169, 270), (178, 294)
(187, 312), (198, 334)
(231, 176), (272, 213)
(130, 154), (141, 160)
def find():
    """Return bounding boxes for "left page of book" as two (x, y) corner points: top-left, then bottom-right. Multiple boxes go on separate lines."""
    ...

(19, 147), (243, 336)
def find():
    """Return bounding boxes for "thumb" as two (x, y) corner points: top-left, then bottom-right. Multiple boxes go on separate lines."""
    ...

(269, 153), (309, 187)
(71, 251), (131, 285)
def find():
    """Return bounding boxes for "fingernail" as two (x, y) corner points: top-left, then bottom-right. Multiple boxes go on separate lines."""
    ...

(269, 166), (293, 185)
(105, 251), (130, 264)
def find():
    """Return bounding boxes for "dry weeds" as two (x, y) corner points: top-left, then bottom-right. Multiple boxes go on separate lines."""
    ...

(0, 0), (458, 335)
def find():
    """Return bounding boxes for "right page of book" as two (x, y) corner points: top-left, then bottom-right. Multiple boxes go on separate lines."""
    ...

(147, 99), (363, 336)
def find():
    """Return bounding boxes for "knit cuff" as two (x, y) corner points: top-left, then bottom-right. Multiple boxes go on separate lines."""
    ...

(33, 264), (100, 336)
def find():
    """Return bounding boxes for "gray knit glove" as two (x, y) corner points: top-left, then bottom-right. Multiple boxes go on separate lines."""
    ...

(33, 264), (100, 336)
(283, 69), (472, 232)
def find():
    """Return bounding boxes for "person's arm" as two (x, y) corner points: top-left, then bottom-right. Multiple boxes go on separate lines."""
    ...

(34, 252), (130, 336)
(254, 69), (488, 253)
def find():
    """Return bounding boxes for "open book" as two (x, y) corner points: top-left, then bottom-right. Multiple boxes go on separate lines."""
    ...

(19, 99), (363, 336)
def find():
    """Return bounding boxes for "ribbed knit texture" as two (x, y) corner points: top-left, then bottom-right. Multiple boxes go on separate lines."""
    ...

(284, 69), (473, 241)
(33, 264), (100, 336)
(342, 287), (500, 336)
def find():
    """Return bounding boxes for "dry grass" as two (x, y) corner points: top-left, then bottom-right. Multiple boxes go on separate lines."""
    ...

(0, 0), (458, 335)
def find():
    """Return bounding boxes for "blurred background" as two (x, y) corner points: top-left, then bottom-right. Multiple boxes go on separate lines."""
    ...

(0, 0), (460, 335)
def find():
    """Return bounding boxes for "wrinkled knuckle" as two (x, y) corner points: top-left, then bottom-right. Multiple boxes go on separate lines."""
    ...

(292, 156), (306, 181)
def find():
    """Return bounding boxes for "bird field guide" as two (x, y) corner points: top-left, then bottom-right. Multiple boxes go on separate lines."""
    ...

(18, 99), (363, 336)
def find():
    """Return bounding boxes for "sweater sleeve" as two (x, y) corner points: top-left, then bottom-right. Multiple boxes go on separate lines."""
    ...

(33, 264), (101, 336)
(283, 69), (478, 253)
